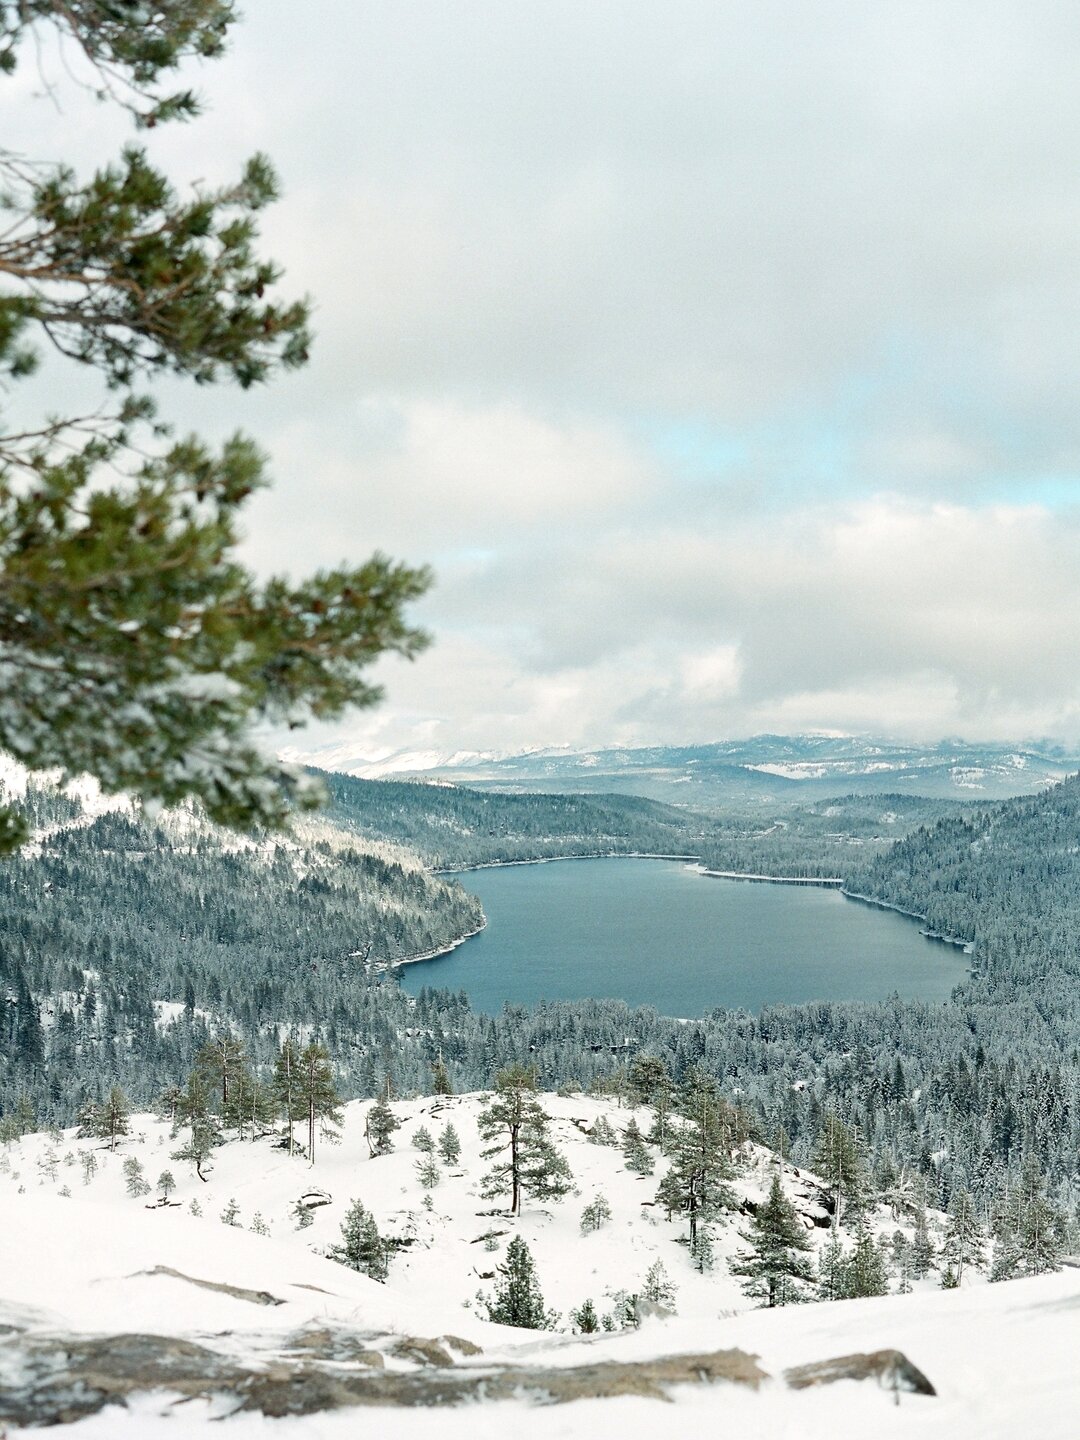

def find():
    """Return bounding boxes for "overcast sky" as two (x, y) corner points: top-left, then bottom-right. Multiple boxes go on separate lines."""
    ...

(17, 3), (1080, 756)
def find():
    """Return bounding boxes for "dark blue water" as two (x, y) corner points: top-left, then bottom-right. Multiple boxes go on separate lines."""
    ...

(398, 858), (968, 1016)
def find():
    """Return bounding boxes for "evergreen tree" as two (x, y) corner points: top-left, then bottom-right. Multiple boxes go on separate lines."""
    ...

(478, 1065), (573, 1216)
(80, 1085), (131, 1152)
(235, 1073), (277, 1141)
(415, 1154), (441, 1190)
(122, 1155), (150, 1198)
(298, 1042), (342, 1165)
(157, 1085), (184, 1126)
(157, 1169), (176, 1202)
(579, 1194), (613, 1234)
(940, 1188), (984, 1286)
(0, 3), (431, 857)
(731, 1173), (816, 1307)
(412, 1125), (435, 1153)
(437, 1122), (462, 1167)
(627, 1055), (672, 1108)
(640, 1259), (678, 1308)
(843, 1224), (891, 1298)
(430, 1056), (453, 1095)
(327, 1198), (390, 1281)
(645, 1082), (677, 1153)
(817, 1230), (847, 1302)
(273, 1038), (305, 1158)
(813, 1111), (868, 1231)
(589, 1115), (617, 1146)
(172, 1068), (220, 1181)
(658, 1069), (737, 1249)
(220, 1197), (240, 1226)
(910, 1206), (937, 1279)
(571, 1298), (599, 1333)
(365, 1094), (400, 1158)
(482, 1236), (554, 1329)
(993, 1162), (1064, 1280)
(621, 1117), (654, 1175)
(196, 1034), (247, 1115)
(689, 1225), (716, 1274)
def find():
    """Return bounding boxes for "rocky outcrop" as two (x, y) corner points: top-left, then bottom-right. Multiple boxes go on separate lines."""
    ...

(784, 1348), (936, 1395)
(0, 1322), (933, 1427)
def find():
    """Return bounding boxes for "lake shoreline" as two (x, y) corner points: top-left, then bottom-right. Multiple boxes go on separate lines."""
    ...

(399, 855), (970, 1011)
(378, 917), (489, 973)
(428, 853), (975, 961)
(433, 851), (700, 875)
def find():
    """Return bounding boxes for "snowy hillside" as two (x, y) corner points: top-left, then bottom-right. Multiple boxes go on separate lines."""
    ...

(2, 1091), (1076, 1436)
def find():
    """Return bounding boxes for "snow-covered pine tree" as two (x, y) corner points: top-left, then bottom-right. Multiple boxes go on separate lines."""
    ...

(843, 1223), (890, 1297)
(299, 1042), (342, 1165)
(817, 1230), (847, 1302)
(571, 1298), (599, 1333)
(579, 1194), (613, 1234)
(589, 1115), (617, 1146)
(327, 1199), (390, 1281)
(731, 1172), (816, 1307)
(79, 1085), (131, 1152)
(415, 1154), (441, 1190)
(172, 1069), (221, 1181)
(482, 1235), (554, 1329)
(430, 1056), (453, 1095)
(412, 1125), (435, 1153)
(627, 1055), (672, 1108)
(993, 1162), (1064, 1279)
(196, 1034), (247, 1116)
(273, 1038), (305, 1158)
(657, 1067), (737, 1249)
(690, 1224), (715, 1274)
(365, 1093), (400, 1157)
(437, 1122), (462, 1167)
(812, 1110), (868, 1231)
(122, 1155), (150, 1198)
(621, 1117), (654, 1174)
(640, 1259), (677, 1309)
(478, 1065), (573, 1216)
(910, 1204), (937, 1279)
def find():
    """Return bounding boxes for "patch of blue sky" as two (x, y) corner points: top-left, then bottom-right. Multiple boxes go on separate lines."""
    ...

(977, 476), (1080, 511)
(634, 413), (859, 506)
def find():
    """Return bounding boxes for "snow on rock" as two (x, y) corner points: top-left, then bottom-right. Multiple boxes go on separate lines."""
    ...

(1, 1092), (1078, 1437)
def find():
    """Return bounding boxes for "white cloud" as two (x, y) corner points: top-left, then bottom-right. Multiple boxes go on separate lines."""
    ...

(13, 3), (1080, 755)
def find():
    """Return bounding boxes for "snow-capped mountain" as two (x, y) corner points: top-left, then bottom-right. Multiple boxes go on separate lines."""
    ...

(286, 734), (1080, 804)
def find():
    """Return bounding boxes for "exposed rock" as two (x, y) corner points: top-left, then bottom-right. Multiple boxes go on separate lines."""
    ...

(0, 1329), (767, 1425)
(130, 1265), (285, 1307)
(441, 1334), (484, 1357)
(297, 1188), (333, 1210)
(283, 1327), (386, 1366)
(392, 1336), (457, 1367)
(784, 1349), (936, 1396)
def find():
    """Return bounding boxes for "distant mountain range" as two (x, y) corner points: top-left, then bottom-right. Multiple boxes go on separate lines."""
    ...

(287, 734), (1080, 806)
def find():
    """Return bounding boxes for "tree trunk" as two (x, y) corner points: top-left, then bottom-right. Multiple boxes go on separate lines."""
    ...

(510, 1122), (520, 1216)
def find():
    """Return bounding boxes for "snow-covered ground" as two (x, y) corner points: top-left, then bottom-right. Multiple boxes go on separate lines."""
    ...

(1, 1092), (1076, 1437)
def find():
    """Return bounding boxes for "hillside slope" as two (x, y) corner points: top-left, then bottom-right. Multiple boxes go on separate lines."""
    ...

(1, 1092), (1076, 1437)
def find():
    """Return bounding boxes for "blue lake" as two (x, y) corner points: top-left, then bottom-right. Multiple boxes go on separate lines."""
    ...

(397, 858), (968, 1016)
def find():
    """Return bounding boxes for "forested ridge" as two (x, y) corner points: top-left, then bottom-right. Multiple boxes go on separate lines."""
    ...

(322, 771), (960, 876)
(322, 773), (711, 867)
